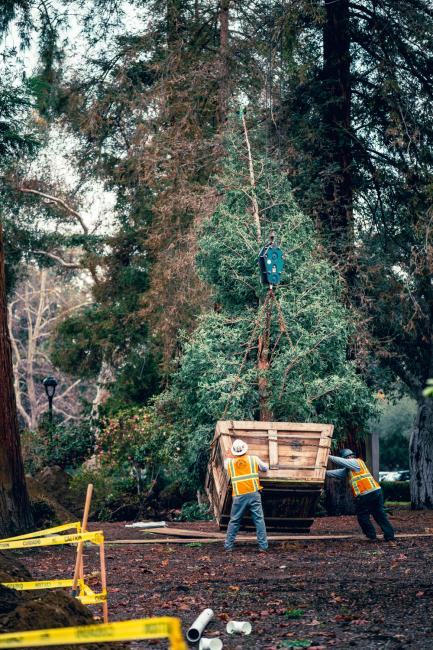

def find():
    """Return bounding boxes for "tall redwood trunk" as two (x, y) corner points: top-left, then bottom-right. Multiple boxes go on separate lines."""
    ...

(410, 395), (433, 509)
(320, 0), (354, 273)
(0, 220), (33, 535)
(320, 0), (358, 515)
(217, 0), (230, 128)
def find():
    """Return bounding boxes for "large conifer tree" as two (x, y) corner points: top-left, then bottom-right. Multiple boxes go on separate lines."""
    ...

(156, 128), (374, 486)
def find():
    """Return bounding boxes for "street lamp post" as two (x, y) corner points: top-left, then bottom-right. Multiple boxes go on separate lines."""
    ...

(42, 376), (58, 425)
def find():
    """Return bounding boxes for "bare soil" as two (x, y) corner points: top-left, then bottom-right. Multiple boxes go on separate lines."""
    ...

(14, 509), (433, 649)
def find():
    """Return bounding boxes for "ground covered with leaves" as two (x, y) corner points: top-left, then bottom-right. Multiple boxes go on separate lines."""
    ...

(18, 510), (433, 649)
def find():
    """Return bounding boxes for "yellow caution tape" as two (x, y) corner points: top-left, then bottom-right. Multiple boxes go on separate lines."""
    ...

(77, 589), (108, 605)
(0, 617), (187, 649)
(0, 522), (81, 543)
(2, 578), (107, 605)
(2, 579), (81, 591)
(0, 531), (103, 551)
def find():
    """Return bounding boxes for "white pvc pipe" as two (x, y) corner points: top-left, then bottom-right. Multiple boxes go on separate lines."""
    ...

(187, 608), (214, 643)
(125, 521), (166, 528)
(199, 638), (223, 650)
(226, 621), (252, 635)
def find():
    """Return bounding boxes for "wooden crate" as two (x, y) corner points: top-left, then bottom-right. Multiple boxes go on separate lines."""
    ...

(205, 420), (334, 532)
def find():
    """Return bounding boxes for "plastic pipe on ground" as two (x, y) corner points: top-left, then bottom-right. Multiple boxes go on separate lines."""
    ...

(125, 521), (166, 528)
(186, 608), (214, 643)
(226, 620), (252, 635)
(199, 638), (223, 650)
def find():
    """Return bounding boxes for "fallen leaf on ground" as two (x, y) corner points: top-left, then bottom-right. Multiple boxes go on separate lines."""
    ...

(350, 619), (369, 625)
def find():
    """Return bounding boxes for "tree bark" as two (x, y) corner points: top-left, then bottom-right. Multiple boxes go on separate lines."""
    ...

(410, 395), (433, 509)
(325, 431), (366, 516)
(217, 0), (230, 128)
(321, 0), (358, 514)
(320, 0), (354, 274)
(258, 331), (273, 421)
(0, 220), (33, 535)
(90, 358), (116, 422)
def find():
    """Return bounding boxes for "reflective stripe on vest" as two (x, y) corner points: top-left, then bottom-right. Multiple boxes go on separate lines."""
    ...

(349, 459), (380, 497)
(228, 455), (261, 496)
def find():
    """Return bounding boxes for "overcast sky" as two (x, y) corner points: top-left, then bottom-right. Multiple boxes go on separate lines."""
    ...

(2, 2), (147, 235)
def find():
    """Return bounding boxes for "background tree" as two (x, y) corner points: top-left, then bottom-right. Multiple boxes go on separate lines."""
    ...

(245, 0), (433, 507)
(9, 268), (94, 429)
(0, 74), (37, 533)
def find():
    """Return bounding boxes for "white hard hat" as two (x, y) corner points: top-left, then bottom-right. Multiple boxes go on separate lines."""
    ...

(231, 439), (248, 456)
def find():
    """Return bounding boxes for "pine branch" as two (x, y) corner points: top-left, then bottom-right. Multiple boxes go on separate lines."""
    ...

(19, 187), (90, 234)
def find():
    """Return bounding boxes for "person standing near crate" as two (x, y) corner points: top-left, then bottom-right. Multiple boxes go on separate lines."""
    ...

(327, 449), (395, 542)
(224, 439), (269, 552)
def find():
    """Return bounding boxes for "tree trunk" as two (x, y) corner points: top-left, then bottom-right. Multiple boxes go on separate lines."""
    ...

(217, 0), (230, 128)
(325, 431), (366, 516)
(257, 295), (274, 421)
(258, 332), (273, 421)
(0, 220), (33, 535)
(410, 395), (433, 509)
(320, 0), (354, 275)
(325, 473), (355, 516)
(90, 359), (116, 422)
(321, 0), (357, 514)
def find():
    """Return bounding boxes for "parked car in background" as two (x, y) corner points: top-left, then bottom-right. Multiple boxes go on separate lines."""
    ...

(379, 470), (410, 482)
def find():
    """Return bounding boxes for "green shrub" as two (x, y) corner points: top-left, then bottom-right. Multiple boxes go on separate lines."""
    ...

(69, 467), (140, 521)
(21, 421), (95, 473)
(96, 405), (181, 496)
(175, 501), (213, 522)
(381, 480), (410, 502)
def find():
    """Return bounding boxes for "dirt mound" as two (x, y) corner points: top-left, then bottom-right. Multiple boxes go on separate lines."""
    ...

(34, 466), (83, 516)
(0, 552), (92, 633)
(0, 553), (125, 649)
(0, 554), (31, 583)
(1, 589), (92, 631)
(26, 474), (77, 524)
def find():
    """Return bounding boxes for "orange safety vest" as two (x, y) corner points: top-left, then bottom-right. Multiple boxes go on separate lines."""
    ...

(349, 459), (380, 497)
(227, 455), (262, 497)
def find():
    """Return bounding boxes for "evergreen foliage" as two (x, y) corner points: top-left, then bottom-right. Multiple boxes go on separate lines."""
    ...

(51, 228), (160, 411)
(156, 131), (375, 486)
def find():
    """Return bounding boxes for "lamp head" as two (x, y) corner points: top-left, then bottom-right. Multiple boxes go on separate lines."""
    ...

(43, 376), (58, 398)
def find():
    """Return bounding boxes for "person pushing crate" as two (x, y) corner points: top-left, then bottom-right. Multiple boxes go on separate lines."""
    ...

(224, 438), (269, 552)
(327, 449), (395, 542)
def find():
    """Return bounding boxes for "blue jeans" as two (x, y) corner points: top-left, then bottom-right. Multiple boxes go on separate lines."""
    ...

(225, 491), (268, 550)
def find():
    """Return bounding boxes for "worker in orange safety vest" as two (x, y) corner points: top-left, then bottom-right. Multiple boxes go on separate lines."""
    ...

(327, 449), (395, 542)
(224, 439), (268, 552)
